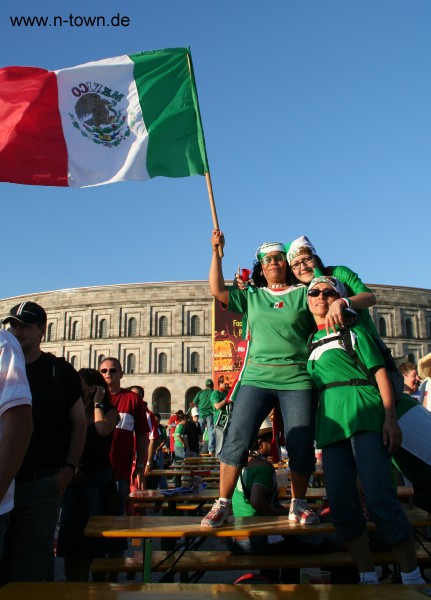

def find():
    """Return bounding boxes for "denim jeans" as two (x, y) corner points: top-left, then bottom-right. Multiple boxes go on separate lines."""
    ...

(156, 451), (168, 489)
(2, 477), (61, 582)
(219, 385), (317, 474)
(116, 479), (130, 515)
(0, 513), (10, 561)
(323, 431), (413, 544)
(199, 415), (215, 453)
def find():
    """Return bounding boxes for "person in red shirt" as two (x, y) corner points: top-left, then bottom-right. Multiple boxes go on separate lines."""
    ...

(167, 410), (184, 462)
(99, 358), (149, 513)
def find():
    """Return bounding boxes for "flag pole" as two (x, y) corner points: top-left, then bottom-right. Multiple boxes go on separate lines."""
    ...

(186, 49), (223, 258)
(205, 172), (223, 257)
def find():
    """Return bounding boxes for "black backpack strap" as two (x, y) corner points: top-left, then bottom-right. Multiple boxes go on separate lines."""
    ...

(309, 327), (377, 391)
(320, 378), (374, 391)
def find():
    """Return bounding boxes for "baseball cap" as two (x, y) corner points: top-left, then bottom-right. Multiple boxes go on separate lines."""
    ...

(205, 378), (214, 387)
(191, 407), (199, 417)
(3, 301), (47, 326)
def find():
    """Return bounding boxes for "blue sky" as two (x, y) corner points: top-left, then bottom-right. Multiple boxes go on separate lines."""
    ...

(1, 0), (430, 300)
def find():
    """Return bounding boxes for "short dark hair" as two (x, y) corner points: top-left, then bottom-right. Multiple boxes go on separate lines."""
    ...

(127, 385), (144, 398)
(78, 368), (112, 402)
(399, 362), (417, 376)
(100, 356), (122, 371)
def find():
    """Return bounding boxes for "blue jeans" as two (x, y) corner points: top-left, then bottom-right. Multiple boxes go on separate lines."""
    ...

(0, 513), (10, 561)
(199, 415), (215, 453)
(156, 451), (168, 489)
(219, 386), (317, 474)
(323, 431), (413, 544)
(116, 479), (130, 515)
(2, 477), (61, 582)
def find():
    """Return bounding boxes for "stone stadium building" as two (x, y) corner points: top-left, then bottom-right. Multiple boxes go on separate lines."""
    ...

(0, 280), (430, 418)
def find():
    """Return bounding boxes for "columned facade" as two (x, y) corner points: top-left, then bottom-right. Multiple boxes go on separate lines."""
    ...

(1, 280), (430, 417)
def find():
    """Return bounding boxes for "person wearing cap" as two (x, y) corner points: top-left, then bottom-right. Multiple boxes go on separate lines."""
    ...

(211, 376), (231, 457)
(193, 379), (216, 455)
(285, 235), (376, 335)
(0, 330), (33, 559)
(1, 301), (86, 582)
(185, 407), (203, 457)
(201, 230), (318, 528)
(307, 275), (424, 585)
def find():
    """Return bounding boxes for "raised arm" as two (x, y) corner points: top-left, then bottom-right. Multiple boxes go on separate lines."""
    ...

(209, 229), (229, 305)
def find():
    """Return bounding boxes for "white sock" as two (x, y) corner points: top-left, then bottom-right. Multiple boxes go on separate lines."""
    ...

(359, 571), (379, 584)
(219, 497), (231, 504)
(401, 566), (425, 585)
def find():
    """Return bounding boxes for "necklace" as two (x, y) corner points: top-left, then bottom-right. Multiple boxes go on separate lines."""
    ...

(268, 283), (287, 289)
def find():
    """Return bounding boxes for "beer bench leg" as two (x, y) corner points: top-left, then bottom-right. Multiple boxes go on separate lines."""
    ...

(143, 538), (153, 583)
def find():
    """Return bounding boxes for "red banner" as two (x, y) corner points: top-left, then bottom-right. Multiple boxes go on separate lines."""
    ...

(212, 299), (247, 390)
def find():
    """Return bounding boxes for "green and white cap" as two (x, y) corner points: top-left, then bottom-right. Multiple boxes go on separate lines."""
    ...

(308, 274), (345, 297)
(285, 235), (316, 265)
(255, 242), (286, 260)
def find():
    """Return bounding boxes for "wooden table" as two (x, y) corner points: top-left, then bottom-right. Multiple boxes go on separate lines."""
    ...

(129, 487), (220, 515)
(146, 469), (220, 478)
(1, 582), (431, 600)
(85, 507), (431, 583)
(130, 485), (413, 504)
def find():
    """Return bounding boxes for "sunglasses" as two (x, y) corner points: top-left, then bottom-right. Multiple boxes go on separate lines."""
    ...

(260, 253), (287, 265)
(100, 368), (118, 374)
(307, 288), (339, 298)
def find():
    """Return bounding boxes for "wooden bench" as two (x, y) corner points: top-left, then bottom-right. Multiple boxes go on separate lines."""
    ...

(91, 545), (431, 580)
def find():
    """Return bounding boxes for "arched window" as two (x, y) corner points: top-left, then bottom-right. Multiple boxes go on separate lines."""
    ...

(98, 319), (108, 339)
(126, 353), (136, 374)
(159, 316), (168, 336)
(71, 320), (81, 341)
(378, 317), (387, 338)
(127, 317), (137, 337)
(70, 355), (78, 369)
(408, 353), (416, 364)
(190, 352), (199, 373)
(158, 352), (167, 373)
(191, 315), (200, 336)
(152, 387), (171, 417)
(405, 318), (413, 339)
(47, 323), (55, 342)
(98, 354), (106, 368)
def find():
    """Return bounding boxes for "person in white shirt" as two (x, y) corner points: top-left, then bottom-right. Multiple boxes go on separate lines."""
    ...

(0, 330), (33, 557)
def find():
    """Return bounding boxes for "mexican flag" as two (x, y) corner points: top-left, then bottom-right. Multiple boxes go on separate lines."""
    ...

(0, 48), (208, 187)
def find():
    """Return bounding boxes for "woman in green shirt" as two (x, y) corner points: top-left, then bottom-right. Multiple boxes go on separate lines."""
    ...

(201, 231), (318, 528)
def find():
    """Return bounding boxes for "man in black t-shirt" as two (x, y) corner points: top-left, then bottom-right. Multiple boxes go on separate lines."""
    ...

(0, 302), (86, 583)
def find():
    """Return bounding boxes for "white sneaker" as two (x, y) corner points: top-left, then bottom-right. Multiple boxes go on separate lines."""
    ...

(200, 499), (234, 528)
(289, 499), (320, 524)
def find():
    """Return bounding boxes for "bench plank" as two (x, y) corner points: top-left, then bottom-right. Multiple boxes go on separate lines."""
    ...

(91, 545), (431, 574)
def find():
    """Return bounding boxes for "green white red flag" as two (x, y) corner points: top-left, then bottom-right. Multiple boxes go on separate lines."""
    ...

(0, 48), (208, 187)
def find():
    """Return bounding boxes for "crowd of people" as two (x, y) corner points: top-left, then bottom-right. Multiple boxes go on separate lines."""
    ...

(0, 230), (430, 586)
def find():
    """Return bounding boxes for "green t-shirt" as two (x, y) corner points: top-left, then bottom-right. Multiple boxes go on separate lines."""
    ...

(307, 321), (385, 448)
(227, 285), (315, 390)
(232, 462), (277, 517)
(210, 389), (228, 423)
(327, 265), (378, 337)
(174, 422), (185, 447)
(194, 388), (214, 418)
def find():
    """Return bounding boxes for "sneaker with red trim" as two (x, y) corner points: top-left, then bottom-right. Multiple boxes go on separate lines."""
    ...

(200, 499), (234, 528)
(288, 498), (320, 524)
